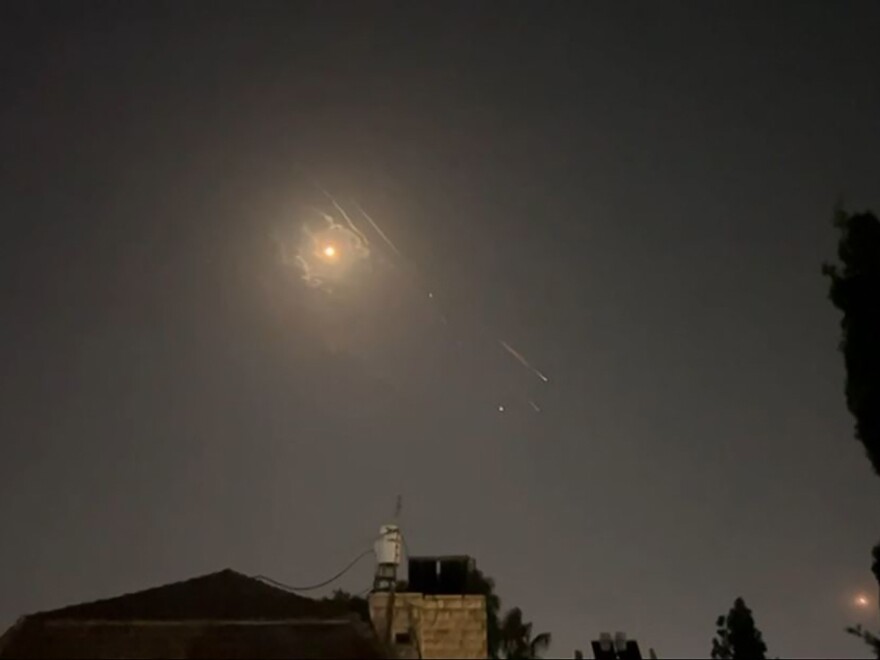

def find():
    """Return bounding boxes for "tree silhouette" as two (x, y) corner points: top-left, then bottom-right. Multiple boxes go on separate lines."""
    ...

(322, 588), (370, 622)
(845, 544), (880, 657)
(845, 625), (880, 657)
(498, 607), (552, 659)
(465, 567), (503, 658)
(823, 208), (880, 474)
(823, 207), (880, 656)
(711, 597), (768, 659)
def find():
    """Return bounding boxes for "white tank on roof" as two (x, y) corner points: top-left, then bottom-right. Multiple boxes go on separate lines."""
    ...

(374, 524), (402, 566)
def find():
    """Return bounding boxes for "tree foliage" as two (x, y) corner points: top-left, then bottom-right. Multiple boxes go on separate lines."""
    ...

(498, 607), (552, 659)
(846, 625), (880, 658)
(824, 208), (880, 657)
(466, 568), (503, 658)
(822, 208), (880, 474)
(322, 588), (370, 622)
(874, 542), (880, 592)
(464, 568), (550, 659)
(711, 597), (768, 660)
(847, 544), (880, 658)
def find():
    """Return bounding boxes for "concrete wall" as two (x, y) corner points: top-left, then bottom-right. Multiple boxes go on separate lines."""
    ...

(369, 593), (487, 660)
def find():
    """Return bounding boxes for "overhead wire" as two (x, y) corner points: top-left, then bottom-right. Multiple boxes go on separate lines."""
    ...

(253, 547), (373, 592)
(252, 528), (399, 593)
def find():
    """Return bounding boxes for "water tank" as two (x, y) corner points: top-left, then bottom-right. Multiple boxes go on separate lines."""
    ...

(374, 524), (402, 566)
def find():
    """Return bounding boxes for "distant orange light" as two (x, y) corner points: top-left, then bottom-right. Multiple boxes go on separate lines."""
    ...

(323, 245), (336, 258)
(856, 594), (870, 608)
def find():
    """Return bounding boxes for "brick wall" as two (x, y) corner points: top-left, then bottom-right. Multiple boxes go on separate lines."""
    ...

(369, 593), (487, 659)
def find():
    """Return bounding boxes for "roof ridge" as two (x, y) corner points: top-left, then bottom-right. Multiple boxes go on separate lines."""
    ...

(29, 569), (249, 618)
(26, 568), (343, 622)
(0, 617), (26, 657)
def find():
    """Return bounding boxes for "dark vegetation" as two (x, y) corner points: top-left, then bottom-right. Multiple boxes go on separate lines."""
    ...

(824, 208), (880, 656)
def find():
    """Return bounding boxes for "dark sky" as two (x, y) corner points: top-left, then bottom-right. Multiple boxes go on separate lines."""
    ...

(2, 1), (879, 657)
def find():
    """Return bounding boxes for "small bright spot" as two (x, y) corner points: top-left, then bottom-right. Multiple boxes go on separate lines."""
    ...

(323, 245), (336, 258)
(497, 405), (505, 412)
(856, 594), (870, 608)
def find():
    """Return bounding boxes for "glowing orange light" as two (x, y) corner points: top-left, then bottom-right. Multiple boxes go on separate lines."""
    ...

(856, 595), (870, 608)
(323, 245), (336, 258)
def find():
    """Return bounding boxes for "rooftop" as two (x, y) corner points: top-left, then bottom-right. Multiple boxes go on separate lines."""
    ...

(0, 569), (386, 659)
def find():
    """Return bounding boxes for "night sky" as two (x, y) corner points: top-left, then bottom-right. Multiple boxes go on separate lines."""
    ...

(2, 2), (880, 657)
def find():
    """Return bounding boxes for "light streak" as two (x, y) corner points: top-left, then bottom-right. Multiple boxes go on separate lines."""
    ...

(352, 201), (403, 258)
(313, 183), (371, 247)
(499, 340), (550, 383)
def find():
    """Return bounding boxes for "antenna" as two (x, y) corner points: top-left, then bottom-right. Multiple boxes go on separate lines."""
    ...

(394, 495), (402, 521)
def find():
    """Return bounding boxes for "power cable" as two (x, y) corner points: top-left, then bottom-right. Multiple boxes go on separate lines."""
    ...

(254, 548), (373, 593)
(253, 528), (399, 593)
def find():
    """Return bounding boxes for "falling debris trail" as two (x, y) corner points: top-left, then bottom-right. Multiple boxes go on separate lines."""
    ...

(313, 183), (371, 247)
(352, 201), (403, 258)
(290, 183), (556, 418)
(349, 201), (452, 330)
(499, 340), (550, 383)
